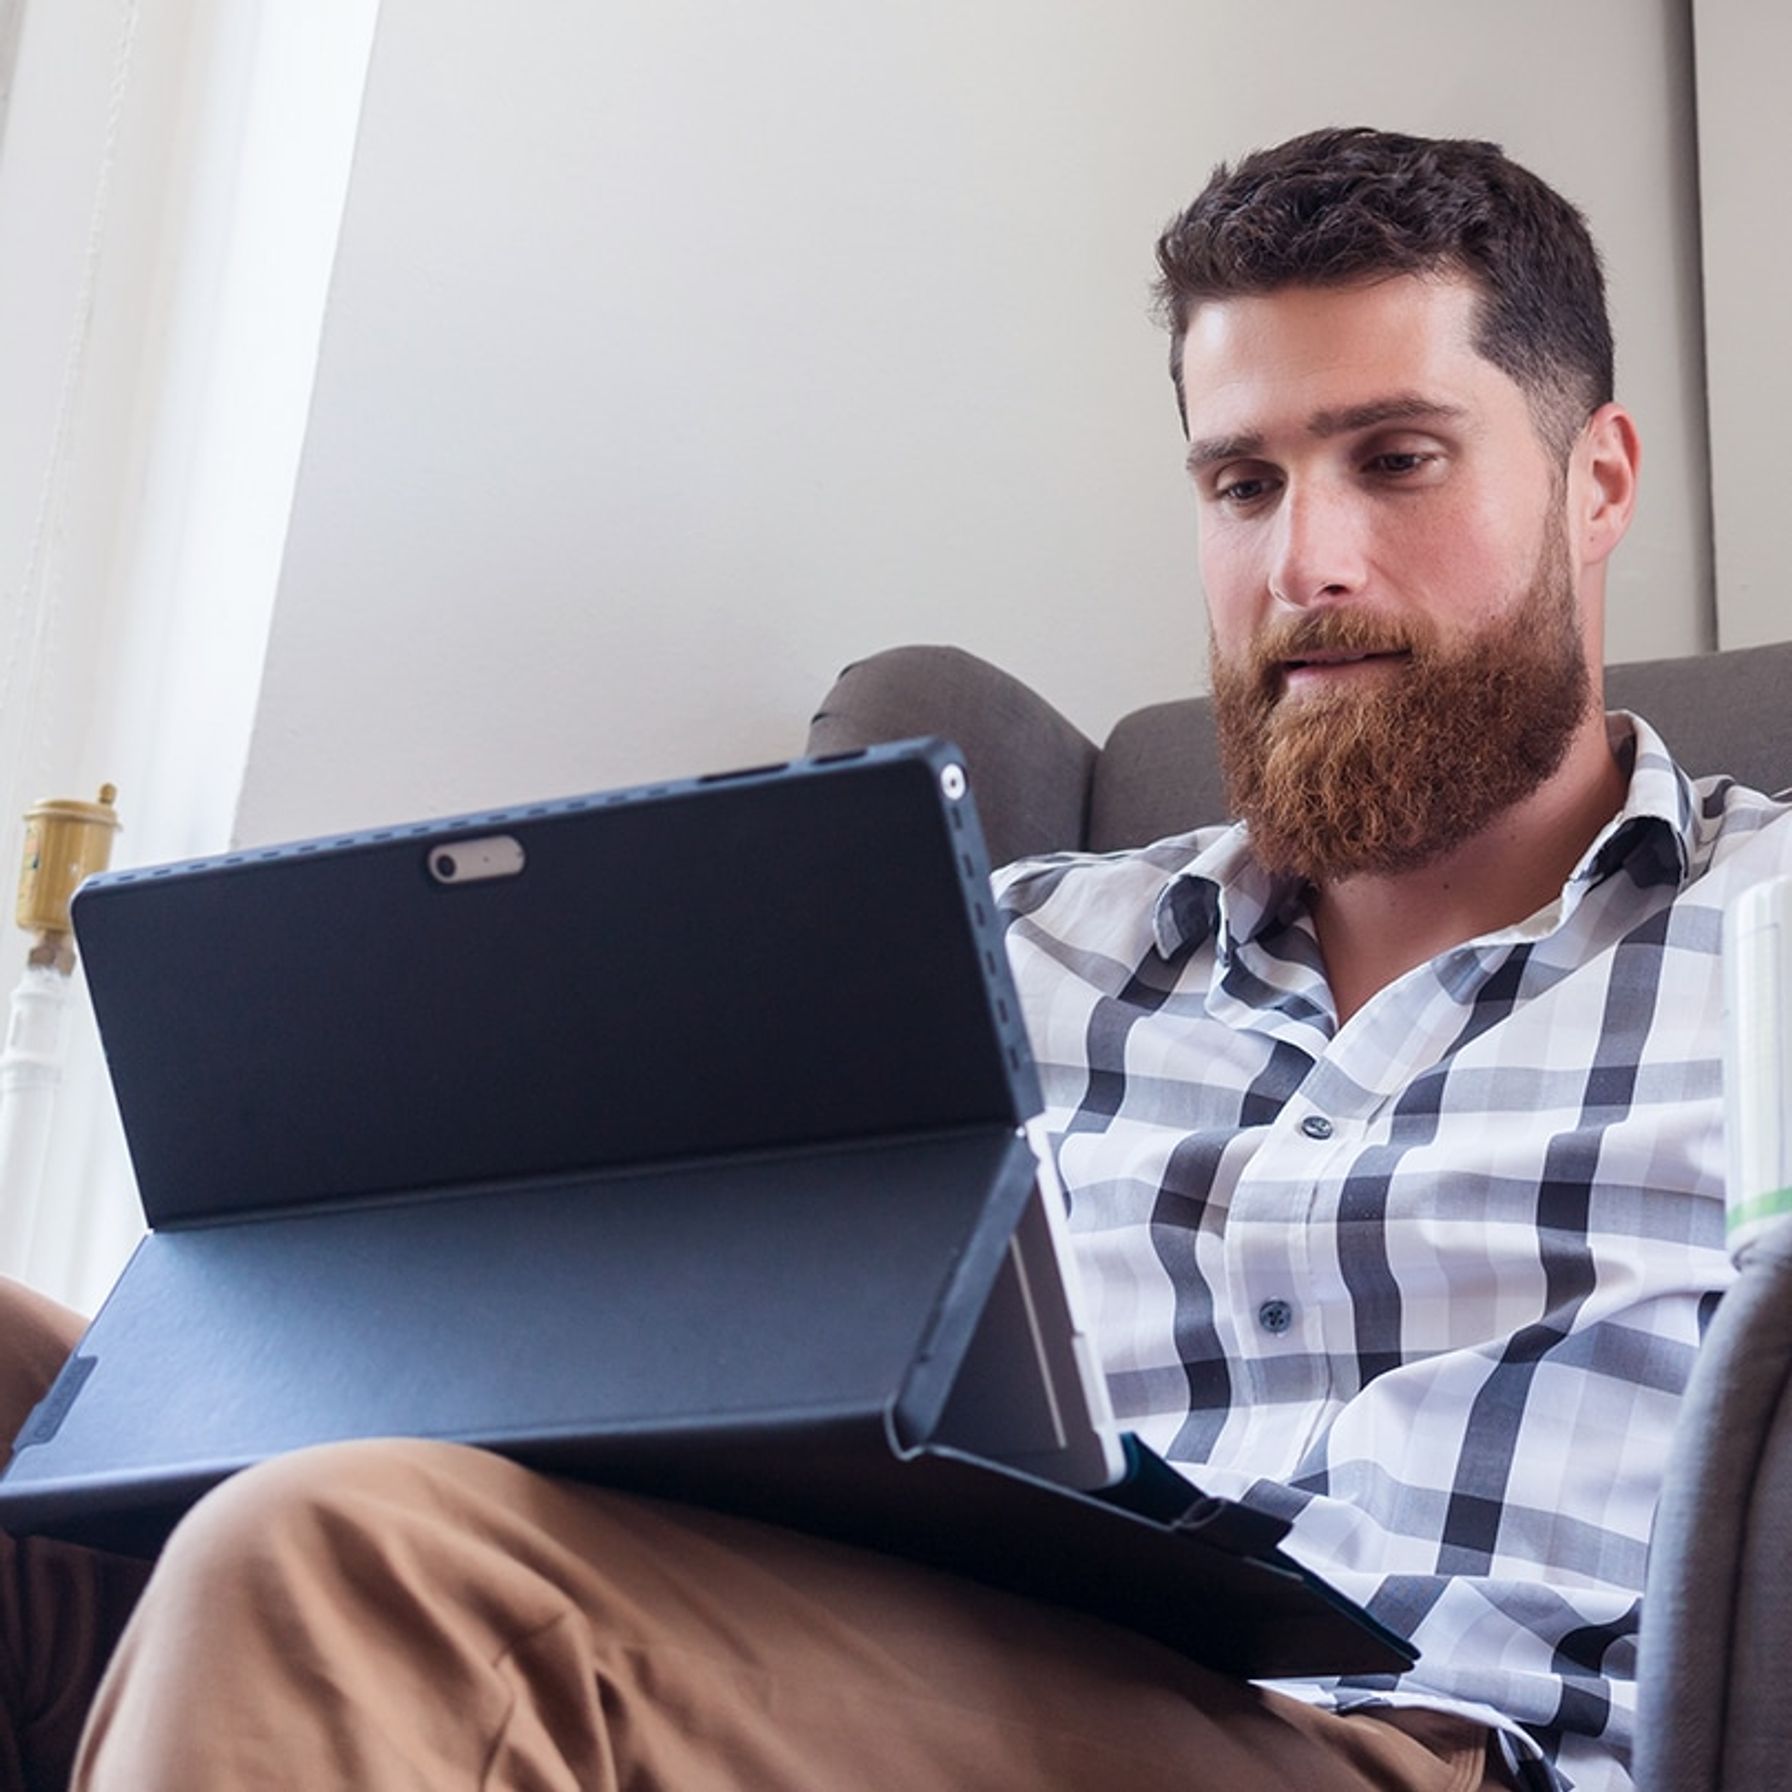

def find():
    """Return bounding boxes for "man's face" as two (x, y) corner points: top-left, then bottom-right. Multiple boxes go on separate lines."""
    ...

(1179, 274), (1595, 881)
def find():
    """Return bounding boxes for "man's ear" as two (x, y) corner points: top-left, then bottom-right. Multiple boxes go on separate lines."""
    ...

(1576, 402), (1641, 569)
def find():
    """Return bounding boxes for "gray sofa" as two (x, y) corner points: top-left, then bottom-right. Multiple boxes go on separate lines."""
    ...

(807, 638), (1792, 1792)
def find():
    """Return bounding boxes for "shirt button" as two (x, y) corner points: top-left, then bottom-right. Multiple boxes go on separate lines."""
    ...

(1300, 1114), (1334, 1140)
(1258, 1298), (1294, 1334)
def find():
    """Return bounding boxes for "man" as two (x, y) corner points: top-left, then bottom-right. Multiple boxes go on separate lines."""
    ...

(2, 126), (1786, 1790)
(997, 126), (1789, 1790)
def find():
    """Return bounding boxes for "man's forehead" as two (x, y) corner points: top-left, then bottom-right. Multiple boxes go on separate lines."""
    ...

(1176, 275), (1494, 446)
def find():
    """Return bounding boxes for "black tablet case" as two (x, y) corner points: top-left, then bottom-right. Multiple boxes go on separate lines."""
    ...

(0, 741), (1415, 1679)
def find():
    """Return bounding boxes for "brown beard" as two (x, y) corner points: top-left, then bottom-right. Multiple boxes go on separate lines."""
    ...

(1209, 525), (1590, 882)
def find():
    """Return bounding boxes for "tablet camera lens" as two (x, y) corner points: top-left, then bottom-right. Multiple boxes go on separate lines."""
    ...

(434, 853), (457, 880)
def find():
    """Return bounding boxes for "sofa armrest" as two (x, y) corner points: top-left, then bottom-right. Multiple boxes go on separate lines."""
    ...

(807, 645), (1098, 869)
(1634, 1223), (1792, 1792)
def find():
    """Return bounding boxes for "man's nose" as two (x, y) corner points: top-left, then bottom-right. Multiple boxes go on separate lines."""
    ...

(1267, 482), (1369, 608)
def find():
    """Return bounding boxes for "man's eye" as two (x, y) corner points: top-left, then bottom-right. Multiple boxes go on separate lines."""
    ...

(1215, 476), (1275, 506)
(1367, 451), (1436, 477)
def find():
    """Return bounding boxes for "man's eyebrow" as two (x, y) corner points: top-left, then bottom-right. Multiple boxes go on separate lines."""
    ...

(1184, 432), (1262, 477)
(1184, 396), (1468, 478)
(1306, 394), (1469, 437)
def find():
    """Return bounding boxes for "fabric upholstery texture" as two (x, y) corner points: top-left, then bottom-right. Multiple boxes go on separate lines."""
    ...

(1089, 695), (1222, 853)
(1605, 642), (1792, 798)
(1633, 1222), (1792, 1792)
(808, 646), (1096, 867)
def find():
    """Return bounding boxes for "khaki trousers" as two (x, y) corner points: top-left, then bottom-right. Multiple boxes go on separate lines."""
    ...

(3, 1280), (1517, 1791)
(0, 1280), (151, 1792)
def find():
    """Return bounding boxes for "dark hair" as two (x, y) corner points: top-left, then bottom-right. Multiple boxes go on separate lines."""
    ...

(1153, 127), (1613, 459)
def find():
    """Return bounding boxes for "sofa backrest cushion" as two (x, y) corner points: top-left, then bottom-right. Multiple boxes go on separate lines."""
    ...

(810, 639), (1792, 865)
(1089, 640), (1792, 850)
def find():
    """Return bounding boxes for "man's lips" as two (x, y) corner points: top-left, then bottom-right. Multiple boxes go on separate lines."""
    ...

(1277, 648), (1413, 692)
(1281, 647), (1412, 671)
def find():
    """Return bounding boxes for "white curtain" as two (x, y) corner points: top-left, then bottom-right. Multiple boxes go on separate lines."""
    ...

(0, 0), (379, 1310)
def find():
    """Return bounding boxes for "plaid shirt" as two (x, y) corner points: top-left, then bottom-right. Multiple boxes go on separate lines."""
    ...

(994, 715), (1792, 1792)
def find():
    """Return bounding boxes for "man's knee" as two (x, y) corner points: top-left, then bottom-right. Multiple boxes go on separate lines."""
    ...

(157, 1437), (488, 1603)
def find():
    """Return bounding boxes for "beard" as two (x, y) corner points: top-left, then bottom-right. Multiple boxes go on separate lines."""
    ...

(1209, 523), (1591, 883)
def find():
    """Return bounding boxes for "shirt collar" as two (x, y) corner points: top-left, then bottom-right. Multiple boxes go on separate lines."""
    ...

(1573, 710), (1695, 892)
(1150, 710), (1698, 962)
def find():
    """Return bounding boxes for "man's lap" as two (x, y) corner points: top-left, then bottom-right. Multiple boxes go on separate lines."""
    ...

(1, 1281), (1509, 1789)
(79, 1436), (1510, 1790)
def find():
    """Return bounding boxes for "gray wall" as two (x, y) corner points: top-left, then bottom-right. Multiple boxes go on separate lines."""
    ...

(237, 0), (1715, 844)
(1694, 0), (1790, 650)
(0, 1), (23, 144)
